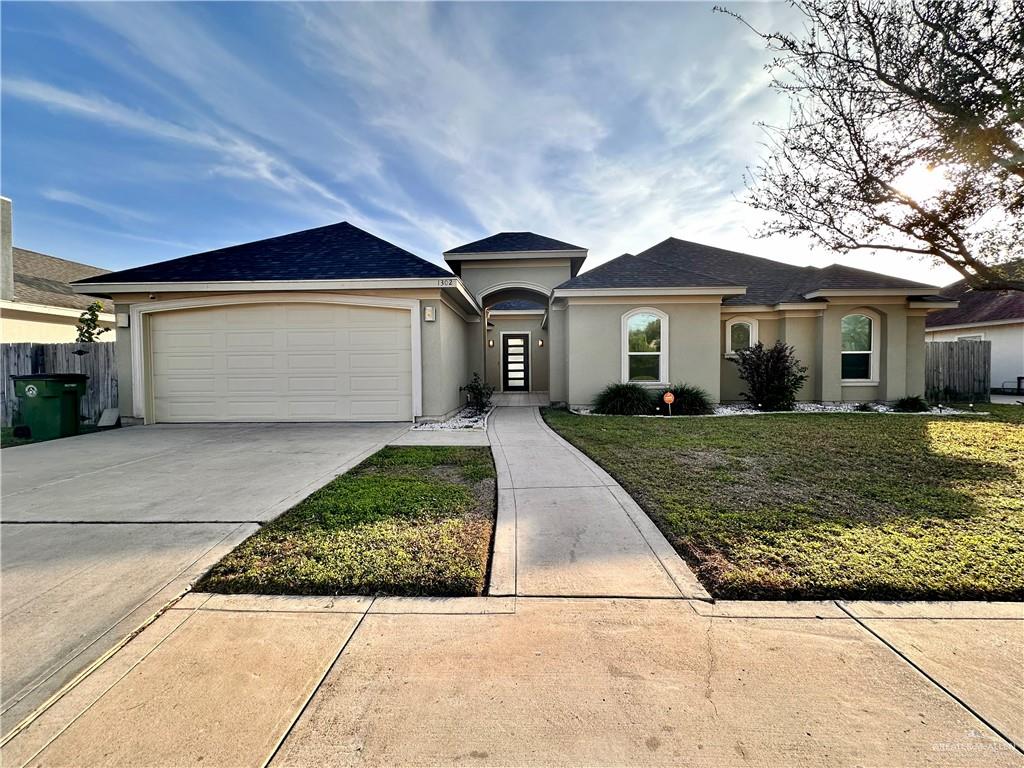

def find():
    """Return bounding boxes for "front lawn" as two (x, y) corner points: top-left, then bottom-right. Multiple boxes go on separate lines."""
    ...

(543, 406), (1024, 600)
(197, 446), (496, 596)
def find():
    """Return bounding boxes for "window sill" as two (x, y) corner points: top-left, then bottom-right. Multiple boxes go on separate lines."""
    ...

(626, 381), (670, 387)
(841, 380), (879, 387)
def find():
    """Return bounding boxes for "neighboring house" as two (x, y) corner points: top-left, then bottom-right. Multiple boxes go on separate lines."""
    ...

(72, 222), (957, 423)
(925, 273), (1024, 392)
(0, 197), (115, 343)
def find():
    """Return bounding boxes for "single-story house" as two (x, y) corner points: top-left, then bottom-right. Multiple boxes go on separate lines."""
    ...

(925, 270), (1024, 392)
(1, 197), (115, 343)
(72, 221), (958, 423)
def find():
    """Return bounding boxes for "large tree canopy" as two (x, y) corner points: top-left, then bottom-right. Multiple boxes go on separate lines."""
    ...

(721, 0), (1024, 291)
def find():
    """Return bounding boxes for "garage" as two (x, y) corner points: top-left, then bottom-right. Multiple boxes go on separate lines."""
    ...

(149, 301), (413, 422)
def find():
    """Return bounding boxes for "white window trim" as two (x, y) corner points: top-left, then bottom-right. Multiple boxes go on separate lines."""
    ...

(129, 292), (422, 423)
(956, 333), (985, 341)
(724, 317), (758, 356)
(621, 307), (669, 385)
(840, 310), (880, 386)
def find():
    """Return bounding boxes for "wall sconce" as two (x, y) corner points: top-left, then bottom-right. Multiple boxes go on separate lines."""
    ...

(488, 339), (494, 348)
(538, 339), (544, 347)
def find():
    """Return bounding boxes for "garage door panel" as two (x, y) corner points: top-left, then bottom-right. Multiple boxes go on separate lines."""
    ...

(150, 303), (412, 422)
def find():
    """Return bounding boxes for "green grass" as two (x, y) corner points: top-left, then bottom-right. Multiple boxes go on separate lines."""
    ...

(542, 405), (1024, 600)
(1, 425), (99, 448)
(197, 446), (496, 597)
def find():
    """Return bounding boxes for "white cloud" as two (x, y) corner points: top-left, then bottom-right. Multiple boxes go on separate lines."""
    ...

(41, 188), (154, 224)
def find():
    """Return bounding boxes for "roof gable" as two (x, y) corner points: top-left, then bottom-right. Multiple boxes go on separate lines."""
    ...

(445, 232), (585, 255)
(75, 222), (450, 285)
(12, 248), (110, 311)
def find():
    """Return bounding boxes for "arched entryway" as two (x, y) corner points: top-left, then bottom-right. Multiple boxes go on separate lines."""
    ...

(479, 286), (550, 397)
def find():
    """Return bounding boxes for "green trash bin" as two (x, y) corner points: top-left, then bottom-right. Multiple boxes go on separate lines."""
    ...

(11, 374), (89, 441)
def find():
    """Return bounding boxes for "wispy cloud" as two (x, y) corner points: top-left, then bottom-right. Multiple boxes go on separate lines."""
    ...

(41, 188), (154, 224)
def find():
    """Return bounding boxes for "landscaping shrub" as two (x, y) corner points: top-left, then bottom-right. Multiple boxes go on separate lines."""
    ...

(732, 341), (808, 411)
(461, 372), (495, 411)
(593, 383), (655, 415)
(654, 384), (714, 416)
(893, 395), (930, 412)
(854, 402), (876, 412)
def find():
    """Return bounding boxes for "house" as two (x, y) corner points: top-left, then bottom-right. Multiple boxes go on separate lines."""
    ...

(925, 272), (1024, 393)
(0, 197), (115, 343)
(72, 221), (958, 423)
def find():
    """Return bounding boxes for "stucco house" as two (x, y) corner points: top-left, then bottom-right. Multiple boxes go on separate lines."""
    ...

(1, 197), (115, 343)
(72, 222), (958, 423)
(925, 272), (1024, 393)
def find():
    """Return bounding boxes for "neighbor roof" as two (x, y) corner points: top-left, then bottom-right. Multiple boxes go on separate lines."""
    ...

(925, 269), (1024, 327)
(557, 237), (937, 304)
(74, 222), (450, 285)
(12, 247), (110, 311)
(445, 232), (585, 255)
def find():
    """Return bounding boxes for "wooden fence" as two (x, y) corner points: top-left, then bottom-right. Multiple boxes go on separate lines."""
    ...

(1, 342), (118, 427)
(925, 339), (991, 403)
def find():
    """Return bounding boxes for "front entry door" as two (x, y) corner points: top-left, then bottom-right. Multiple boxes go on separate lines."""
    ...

(502, 334), (530, 391)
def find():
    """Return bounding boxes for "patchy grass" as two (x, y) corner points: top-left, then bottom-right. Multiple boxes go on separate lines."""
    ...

(197, 446), (496, 596)
(542, 406), (1024, 600)
(1, 425), (99, 449)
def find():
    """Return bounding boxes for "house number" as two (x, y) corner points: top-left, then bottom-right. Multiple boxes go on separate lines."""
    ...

(437, 279), (455, 286)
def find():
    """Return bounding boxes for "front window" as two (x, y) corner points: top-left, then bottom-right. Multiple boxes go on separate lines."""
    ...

(725, 318), (757, 355)
(841, 313), (874, 381)
(623, 309), (667, 382)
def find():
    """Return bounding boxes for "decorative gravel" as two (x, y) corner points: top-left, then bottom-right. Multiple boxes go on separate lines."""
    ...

(570, 402), (981, 417)
(412, 407), (491, 431)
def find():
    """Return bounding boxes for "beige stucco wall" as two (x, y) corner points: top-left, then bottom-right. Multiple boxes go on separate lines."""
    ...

(819, 302), (922, 402)
(458, 259), (573, 302)
(1, 307), (114, 343)
(926, 321), (1023, 390)
(564, 299), (721, 407)
(548, 306), (567, 403)
(484, 315), (549, 392)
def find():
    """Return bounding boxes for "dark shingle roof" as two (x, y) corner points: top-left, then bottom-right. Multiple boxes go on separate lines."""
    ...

(74, 222), (449, 285)
(489, 299), (547, 311)
(926, 271), (1024, 327)
(559, 237), (938, 304)
(557, 250), (743, 290)
(445, 232), (585, 255)
(13, 248), (110, 311)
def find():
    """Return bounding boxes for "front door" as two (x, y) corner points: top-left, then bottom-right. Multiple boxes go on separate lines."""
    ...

(502, 334), (530, 391)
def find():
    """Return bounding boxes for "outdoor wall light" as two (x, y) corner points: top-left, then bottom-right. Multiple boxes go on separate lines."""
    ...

(538, 339), (544, 347)
(488, 339), (494, 348)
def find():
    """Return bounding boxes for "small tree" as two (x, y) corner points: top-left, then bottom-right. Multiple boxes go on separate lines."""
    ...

(732, 341), (808, 411)
(75, 301), (110, 342)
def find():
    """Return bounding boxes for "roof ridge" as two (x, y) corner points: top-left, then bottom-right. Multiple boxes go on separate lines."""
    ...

(630, 250), (742, 286)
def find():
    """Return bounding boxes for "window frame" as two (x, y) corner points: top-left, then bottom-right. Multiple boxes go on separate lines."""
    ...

(840, 310), (880, 385)
(724, 317), (758, 356)
(621, 307), (669, 385)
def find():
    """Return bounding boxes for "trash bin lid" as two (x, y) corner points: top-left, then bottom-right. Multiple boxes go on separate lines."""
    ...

(10, 373), (89, 382)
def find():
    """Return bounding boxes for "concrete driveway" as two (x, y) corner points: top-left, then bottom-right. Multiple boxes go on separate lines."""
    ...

(0, 422), (407, 736)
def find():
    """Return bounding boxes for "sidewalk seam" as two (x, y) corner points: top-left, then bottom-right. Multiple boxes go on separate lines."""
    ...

(262, 596), (376, 767)
(834, 600), (1023, 756)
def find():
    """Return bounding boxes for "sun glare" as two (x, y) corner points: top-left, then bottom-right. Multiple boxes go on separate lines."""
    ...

(893, 163), (951, 203)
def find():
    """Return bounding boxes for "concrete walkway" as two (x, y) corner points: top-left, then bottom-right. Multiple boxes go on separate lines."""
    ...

(3, 596), (1020, 767)
(487, 406), (707, 599)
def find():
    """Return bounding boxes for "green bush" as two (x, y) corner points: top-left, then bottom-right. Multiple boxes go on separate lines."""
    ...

(654, 384), (714, 416)
(593, 383), (655, 415)
(461, 373), (494, 411)
(732, 341), (808, 411)
(893, 395), (930, 412)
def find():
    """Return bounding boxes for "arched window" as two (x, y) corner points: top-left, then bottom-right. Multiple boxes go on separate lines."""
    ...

(725, 317), (758, 355)
(622, 308), (668, 383)
(841, 312), (879, 382)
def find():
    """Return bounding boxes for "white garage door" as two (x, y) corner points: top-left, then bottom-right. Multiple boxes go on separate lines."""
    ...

(149, 302), (413, 422)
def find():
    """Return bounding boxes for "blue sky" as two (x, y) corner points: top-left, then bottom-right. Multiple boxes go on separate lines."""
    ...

(1, 2), (957, 284)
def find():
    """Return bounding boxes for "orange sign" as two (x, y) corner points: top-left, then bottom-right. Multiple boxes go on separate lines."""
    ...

(663, 392), (675, 405)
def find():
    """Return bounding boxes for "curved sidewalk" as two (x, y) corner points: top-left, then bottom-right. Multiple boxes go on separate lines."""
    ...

(487, 406), (709, 599)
